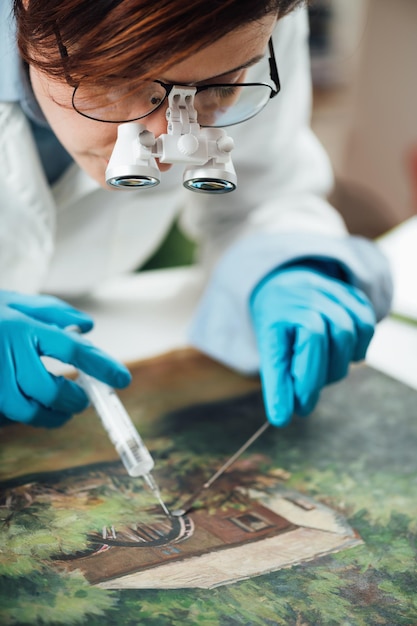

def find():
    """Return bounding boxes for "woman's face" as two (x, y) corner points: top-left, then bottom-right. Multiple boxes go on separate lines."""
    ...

(29, 15), (277, 188)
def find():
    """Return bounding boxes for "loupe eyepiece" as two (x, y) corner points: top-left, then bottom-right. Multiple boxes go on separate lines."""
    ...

(107, 176), (159, 188)
(183, 163), (237, 194)
(105, 123), (160, 190)
(106, 166), (160, 189)
(184, 178), (236, 193)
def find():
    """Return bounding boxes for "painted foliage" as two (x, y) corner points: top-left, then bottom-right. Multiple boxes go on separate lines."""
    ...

(0, 350), (416, 625)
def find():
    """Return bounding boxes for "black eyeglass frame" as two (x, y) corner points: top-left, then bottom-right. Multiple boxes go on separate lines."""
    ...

(56, 27), (280, 126)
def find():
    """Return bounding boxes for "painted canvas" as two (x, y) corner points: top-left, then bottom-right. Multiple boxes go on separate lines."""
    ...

(1, 349), (416, 625)
(1, 462), (360, 591)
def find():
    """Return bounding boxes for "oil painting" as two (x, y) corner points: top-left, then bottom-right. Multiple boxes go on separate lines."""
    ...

(1, 349), (416, 625)
(1, 461), (360, 591)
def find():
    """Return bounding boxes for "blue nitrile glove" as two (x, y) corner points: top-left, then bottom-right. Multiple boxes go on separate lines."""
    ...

(250, 267), (376, 426)
(0, 290), (131, 428)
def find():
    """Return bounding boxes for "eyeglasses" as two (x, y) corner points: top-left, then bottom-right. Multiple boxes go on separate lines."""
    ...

(58, 34), (280, 127)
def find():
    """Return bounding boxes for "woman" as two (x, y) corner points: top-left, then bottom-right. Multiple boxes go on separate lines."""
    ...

(0, 0), (392, 428)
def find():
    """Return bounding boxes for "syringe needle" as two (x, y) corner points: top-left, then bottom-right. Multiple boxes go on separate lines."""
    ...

(172, 420), (270, 517)
(144, 473), (171, 517)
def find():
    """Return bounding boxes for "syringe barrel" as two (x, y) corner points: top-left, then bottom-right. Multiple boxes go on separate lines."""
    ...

(77, 372), (154, 477)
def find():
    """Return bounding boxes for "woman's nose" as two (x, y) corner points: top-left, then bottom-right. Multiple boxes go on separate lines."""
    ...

(143, 105), (169, 140)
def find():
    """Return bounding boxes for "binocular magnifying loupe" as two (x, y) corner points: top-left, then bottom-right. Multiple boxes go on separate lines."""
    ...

(105, 85), (237, 193)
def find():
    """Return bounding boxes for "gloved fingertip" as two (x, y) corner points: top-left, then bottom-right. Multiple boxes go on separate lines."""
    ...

(296, 391), (320, 417)
(29, 409), (74, 429)
(352, 338), (372, 362)
(67, 311), (94, 332)
(74, 392), (90, 413)
(56, 383), (90, 414)
(327, 363), (349, 385)
(0, 415), (13, 427)
(261, 376), (294, 428)
(266, 408), (292, 428)
(113, 368), (132, 389)
(44, 412), (74, 429)
(74, 319), (94, 333)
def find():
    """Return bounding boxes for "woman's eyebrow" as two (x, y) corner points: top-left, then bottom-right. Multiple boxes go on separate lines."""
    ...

(160, 53), (265, 85)
(207, 53), (265, 81)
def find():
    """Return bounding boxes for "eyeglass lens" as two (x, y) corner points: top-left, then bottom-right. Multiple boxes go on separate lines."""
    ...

(72, 51), (275, 126)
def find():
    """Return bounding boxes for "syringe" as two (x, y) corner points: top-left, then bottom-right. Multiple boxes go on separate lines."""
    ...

(77, 371), (170, 516)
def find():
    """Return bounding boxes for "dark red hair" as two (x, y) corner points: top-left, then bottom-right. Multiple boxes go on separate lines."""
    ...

(14, 0), (307, 85)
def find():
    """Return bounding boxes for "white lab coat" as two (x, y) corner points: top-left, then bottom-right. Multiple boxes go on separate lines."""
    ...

(0, 10), (392, 372)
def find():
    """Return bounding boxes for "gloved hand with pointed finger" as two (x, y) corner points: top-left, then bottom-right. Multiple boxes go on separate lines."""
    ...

(250, 267), (376, 426)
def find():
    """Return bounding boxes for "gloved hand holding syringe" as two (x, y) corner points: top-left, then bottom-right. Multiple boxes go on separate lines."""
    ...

(67, 326), (170, 516)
